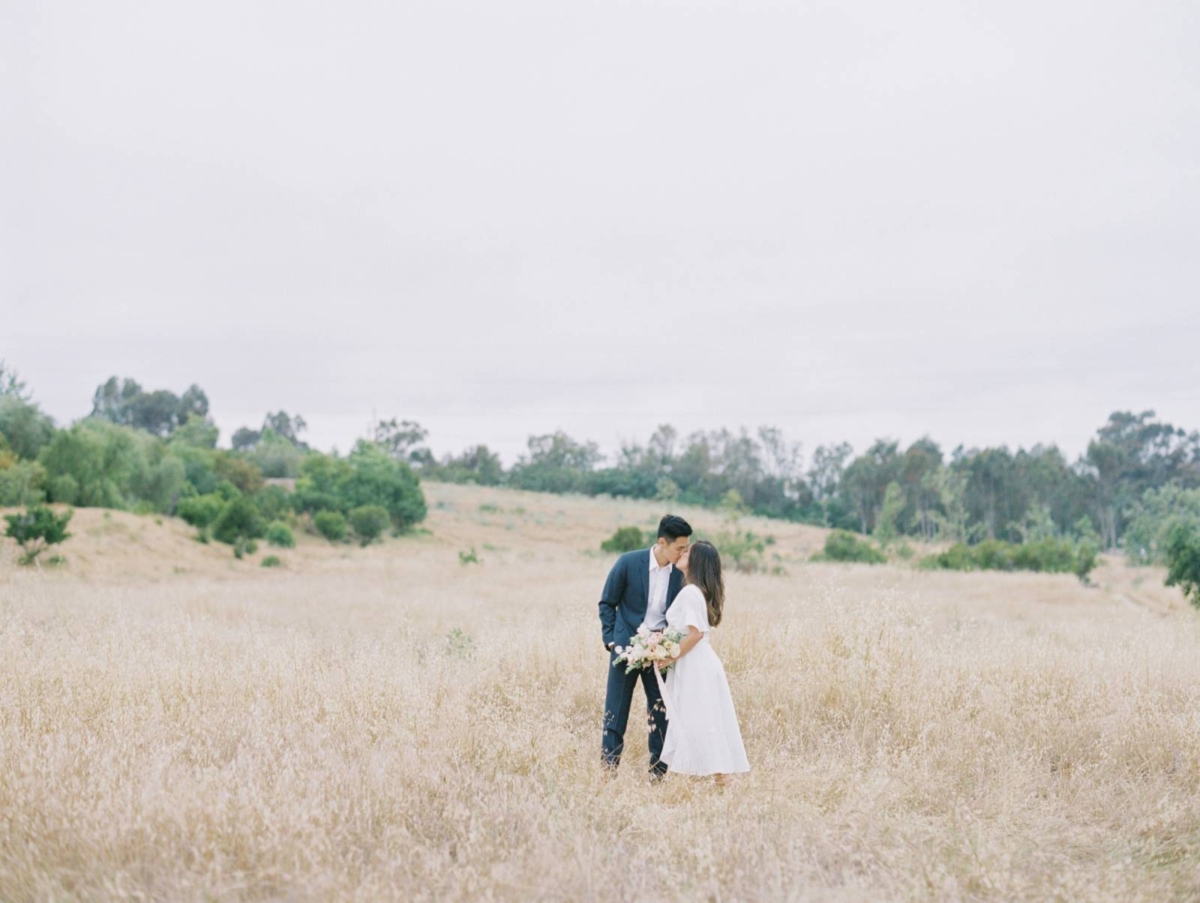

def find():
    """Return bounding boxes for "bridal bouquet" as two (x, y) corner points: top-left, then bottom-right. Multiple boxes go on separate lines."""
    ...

(613, 626), (685, 675)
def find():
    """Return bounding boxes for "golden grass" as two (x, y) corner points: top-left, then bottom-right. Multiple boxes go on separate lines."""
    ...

(2, 483), (1200, 901)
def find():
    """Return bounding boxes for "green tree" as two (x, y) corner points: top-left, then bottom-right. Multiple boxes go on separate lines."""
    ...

(4, 504), (73, 565)
(0, 396), (57, 461)
(314, 510), (348, 542)
(898, 438), (943, 541)
(0, 360), (31, 401)
(349, 505), (391, 546)
(211, 496), (265, 547)
(509, 431), (602, 494)
(426, 444), (504, 485)
(265, 521), (296, 548)
(37, 418), (140, 508)
(1123, 484), (1200, 565)
(168, 413), (219, 449)
(372, 418), (428, 465)
(873, 481), (904, 548)
(601, 526), (650, 553)
(0, 453), (46, 506)
(1164, 522), (1200, 608)
(841, 440), (900, 534)
(90, 377), (210, 437)
(817, 530), (887, 564)
(177, 494), (224, 529)
(342, 440), (427, 531)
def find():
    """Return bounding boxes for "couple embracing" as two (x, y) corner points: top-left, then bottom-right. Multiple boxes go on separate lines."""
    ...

(598, 515), (750, 785)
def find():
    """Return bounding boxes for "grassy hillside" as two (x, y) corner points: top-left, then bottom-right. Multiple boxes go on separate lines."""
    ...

(2, 481), (1198, 900)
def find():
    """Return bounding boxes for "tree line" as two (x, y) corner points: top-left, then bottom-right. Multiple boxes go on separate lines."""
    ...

(2, 362), (1199, 563)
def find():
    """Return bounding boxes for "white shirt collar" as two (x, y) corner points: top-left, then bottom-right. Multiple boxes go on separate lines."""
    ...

(649, 546), (671, 573)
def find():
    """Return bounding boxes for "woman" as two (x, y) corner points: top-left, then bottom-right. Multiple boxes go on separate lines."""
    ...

(657, 540), (750, 785)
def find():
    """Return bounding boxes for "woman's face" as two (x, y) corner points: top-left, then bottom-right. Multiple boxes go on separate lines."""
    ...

(677, 544), (691, 572)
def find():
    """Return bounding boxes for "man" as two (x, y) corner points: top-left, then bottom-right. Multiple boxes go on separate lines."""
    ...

(598, 514), (693, 779)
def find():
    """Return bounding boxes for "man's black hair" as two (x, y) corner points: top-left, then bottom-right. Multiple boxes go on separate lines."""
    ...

(657, 514), (693, 542)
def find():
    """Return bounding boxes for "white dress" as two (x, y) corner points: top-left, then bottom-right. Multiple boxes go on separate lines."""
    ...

(658, 584), (751, 776)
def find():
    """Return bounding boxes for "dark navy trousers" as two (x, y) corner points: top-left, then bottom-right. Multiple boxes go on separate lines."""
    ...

(601, 648), (669, 774)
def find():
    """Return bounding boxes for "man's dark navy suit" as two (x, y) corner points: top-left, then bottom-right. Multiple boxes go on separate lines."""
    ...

(598, 547), (684, 774)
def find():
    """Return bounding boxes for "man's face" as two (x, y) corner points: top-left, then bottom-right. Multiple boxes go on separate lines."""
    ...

(661, 535), (690, 564)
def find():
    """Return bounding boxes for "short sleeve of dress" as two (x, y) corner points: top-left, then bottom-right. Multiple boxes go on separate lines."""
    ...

(680, 585), (710, 633)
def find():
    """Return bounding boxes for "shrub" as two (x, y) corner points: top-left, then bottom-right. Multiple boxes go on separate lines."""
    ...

(1124, 485), (1200, 566)
(265, 521), (295, 548)
(4, 504), (73, 565)
(187, 503), (213, 534)
(251, 485), (293, 523)
(211, 496), (265, 546)
(0, 458), (46, 506)
(459, 547), (480, 565)
(38, 419), (138, 509)
(261, 554), (283, 568)
(920, 537), (1097, 581)
(342, 441), (428, 531)
(349, 505), (390, 546)
(1164, 522), (1200, 608)
(314, 510), (348, 543)
(0, 396), (56, 460)
(816, 530), (887, 564)
(444, 627), (475, 658)
(706, 527), (770, 573)
(601, 526), (650, 554)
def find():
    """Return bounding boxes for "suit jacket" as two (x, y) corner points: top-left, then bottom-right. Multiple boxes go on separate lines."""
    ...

(598, 547), (684, 649)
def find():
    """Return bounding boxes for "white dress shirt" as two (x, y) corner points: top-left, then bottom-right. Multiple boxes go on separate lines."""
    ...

(640, 546), (673, 630)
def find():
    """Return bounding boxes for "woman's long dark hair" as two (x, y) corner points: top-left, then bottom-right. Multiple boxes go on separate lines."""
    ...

(685, 540), (725, 627)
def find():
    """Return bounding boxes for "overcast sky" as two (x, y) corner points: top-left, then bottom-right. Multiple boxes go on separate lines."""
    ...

(4, 0), (1198, 466)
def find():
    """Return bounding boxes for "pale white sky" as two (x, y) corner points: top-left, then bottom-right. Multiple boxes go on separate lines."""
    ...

(4, 0), (1198, 465)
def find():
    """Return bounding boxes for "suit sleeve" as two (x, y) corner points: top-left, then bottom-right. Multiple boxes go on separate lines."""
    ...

(598, 556), (626, 648)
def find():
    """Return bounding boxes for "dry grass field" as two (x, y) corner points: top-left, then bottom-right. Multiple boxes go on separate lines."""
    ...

(3, 481), (1200, 901)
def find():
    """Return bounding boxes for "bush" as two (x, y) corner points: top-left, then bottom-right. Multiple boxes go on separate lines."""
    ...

(920, 537), (1097, 581)
(696, 527), (772, 574)
(4, 504), (73, 565)
(1164, 522), (1200, 608)
(251, 484), (292, 523)
(211, 496), (265, 546)
(459, 547), (480, 565)
(0, 458), (46, 506)
(342, 441), (428, 532)
(38, 419), (137, 509)
(261, 554), (283, 568)
(349, 505), (390, 546)
(1124, 485), (1200, 566)
(265, 521), (295, 548)
(177, 493), (224, 529)
(444, 627), (475, 658)
(816, 530), (887, 564)
(314, 510), (348, 542)
(0, 396), (57, 460)
(601, 526), (650, 554)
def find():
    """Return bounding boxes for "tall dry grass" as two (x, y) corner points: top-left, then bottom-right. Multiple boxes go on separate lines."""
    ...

(2, 483), (1200, 901)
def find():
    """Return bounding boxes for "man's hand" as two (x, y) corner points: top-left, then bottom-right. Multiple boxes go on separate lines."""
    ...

(605, 641), (615, 653)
